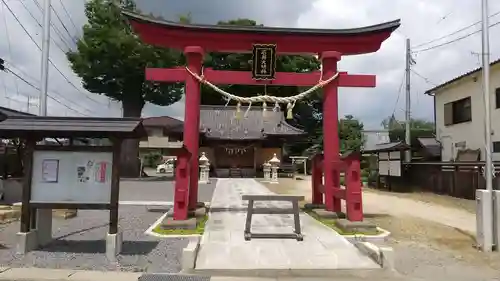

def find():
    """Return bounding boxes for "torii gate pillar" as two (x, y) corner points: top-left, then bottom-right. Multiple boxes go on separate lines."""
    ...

(183, 46), (203, 210)
(321, 51), (342, 212)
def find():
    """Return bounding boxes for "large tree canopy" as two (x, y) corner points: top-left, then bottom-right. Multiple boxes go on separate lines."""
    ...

(67, 0), (184, 176)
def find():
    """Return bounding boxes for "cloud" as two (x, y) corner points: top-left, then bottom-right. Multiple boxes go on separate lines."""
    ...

(1, 0), (499, 130)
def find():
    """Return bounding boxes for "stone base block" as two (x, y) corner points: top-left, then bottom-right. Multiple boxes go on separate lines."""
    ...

(335, 219), (377, 233)
(106, 231), (123, 261)
(52, 209), (78, 219)
(188, 207), (206, 218)
(12, 202), (22, 211)
(303, 203), (325, 210)
(312, 209), (345, 219)
(17, 231), (38, 254)
(160, 217), (197, 230)
(181, 236), (201, 271)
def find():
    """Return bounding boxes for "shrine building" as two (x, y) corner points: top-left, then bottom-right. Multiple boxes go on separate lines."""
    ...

(142, 104), (305, 177)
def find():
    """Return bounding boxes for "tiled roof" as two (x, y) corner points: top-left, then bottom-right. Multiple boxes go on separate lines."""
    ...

(417, 137), (441, 157)
(362, 141), (409, 153)
(200, 105), (305, 140)
(142, 116), (183, 128)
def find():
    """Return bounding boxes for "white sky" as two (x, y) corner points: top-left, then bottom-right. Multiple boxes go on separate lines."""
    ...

(0, 0), (499, 129)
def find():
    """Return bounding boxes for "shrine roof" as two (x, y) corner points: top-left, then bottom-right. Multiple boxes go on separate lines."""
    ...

(199, 105), (305, 140)
(0, 116), (147, 139)
(142, 116), (183, 129)
(123, 11), (400, 55)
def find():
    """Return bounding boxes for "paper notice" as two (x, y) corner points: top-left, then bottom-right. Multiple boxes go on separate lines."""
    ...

(42, 159), (59, 183)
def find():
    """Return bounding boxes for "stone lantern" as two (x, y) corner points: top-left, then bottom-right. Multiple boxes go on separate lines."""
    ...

(199, 152), (210, 184)
(262, 161), (271, 182)
(268, 153), (280, 184)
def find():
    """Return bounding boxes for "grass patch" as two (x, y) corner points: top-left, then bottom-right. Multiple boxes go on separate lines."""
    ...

(152, 214), (208, 236)
(303, 209), (382, 236)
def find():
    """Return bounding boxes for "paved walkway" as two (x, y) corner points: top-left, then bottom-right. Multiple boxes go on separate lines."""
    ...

(196, 179), (379, 271)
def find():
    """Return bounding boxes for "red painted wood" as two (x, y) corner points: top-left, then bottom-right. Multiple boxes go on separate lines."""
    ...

(311, 155), (324, 205)
(321, 52), (342, 213)
(173, 151), (190, 220)
(344, 156), (363, 221)
(146, 68), (376, 87)
(129, 20), (395, 55)
(183, 47), (204, 211)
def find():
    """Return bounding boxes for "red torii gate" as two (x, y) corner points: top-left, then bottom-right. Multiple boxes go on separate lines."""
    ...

(123, 11), (400, 220)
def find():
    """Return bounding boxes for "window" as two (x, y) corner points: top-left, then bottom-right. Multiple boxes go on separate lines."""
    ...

(494, 141), (500, 153)
(444, 97), (471, 126)
(496, 88), (500, 109)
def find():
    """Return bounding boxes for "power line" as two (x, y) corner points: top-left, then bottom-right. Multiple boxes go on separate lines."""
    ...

(410, 69), (438, 86)
(17, 0), (70, 53)
(412, 20), (500, 54)
(391, 70), (405, 117)
(413, 10), (500, 49)
(29, 0), (73, 50)
(4, 68), (90, 116)
(57, 0), (80, 37)
(4, 61), (97, 115)
(50, 3), (77, 45)
(1, 0), (106, 106)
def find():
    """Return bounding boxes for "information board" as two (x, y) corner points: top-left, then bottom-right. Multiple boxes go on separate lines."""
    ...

(31, 150), (113, 204)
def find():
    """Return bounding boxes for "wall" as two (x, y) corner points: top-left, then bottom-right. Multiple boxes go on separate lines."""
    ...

(435, 63), (500, 161)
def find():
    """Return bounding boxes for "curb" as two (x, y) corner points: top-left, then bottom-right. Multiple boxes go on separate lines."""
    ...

(343, 227), (391, 244)
(0, 267), (141, 281)
(181, 236), (201, 271)
(353, 241), (395, 270)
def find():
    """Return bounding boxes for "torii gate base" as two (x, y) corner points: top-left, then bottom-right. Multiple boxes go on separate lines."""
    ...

(311, 152), (364, 221)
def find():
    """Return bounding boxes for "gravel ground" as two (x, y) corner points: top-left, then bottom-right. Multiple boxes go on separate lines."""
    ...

(264, 178), (500, 281)
(119, 179), (217, 202)
(370, 215), (500, 281)
(0, 206), (187, 273)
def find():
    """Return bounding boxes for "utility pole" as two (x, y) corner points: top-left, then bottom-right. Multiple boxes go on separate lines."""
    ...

(404, 38), (413, 162)
(476, 0), (497, 253)
(39, 0), (51, 116)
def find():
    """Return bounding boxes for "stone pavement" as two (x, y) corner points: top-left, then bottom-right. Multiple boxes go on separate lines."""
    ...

(195, 179), (379, 273)
(0, 267), (418, 281)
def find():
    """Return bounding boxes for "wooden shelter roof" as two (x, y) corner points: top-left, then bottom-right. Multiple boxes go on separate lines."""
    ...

(0, 116), (147, 139)
(362, 141), (409, 153)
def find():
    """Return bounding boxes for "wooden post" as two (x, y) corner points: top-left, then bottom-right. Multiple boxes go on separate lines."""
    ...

(184, 46), (204, 211)
(20, 137), (35, 233)
(321, 51), (342, 213)
(109, 138), (122, 235)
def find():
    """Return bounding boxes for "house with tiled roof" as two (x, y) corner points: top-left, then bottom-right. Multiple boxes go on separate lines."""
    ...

(142, 105), (305, 177)
(424, 59), (500, 161)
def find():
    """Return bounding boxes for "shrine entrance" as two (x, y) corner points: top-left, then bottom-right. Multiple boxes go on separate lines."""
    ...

(124, 11), (400, 221)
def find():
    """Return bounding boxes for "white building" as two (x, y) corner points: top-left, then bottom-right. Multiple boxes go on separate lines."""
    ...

(425, 59), (500, 161)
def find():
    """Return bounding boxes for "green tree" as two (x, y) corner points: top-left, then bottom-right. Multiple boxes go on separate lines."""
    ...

(386, 117), (435, 145)
(67, 0), (184, 176)
(306, 115), (365, 155)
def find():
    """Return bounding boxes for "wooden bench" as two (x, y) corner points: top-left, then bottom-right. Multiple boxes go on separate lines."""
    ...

(241, 194), (305, 241)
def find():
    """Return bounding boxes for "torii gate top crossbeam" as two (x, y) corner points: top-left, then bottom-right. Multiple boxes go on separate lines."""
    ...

(123, 11), (400, 55)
